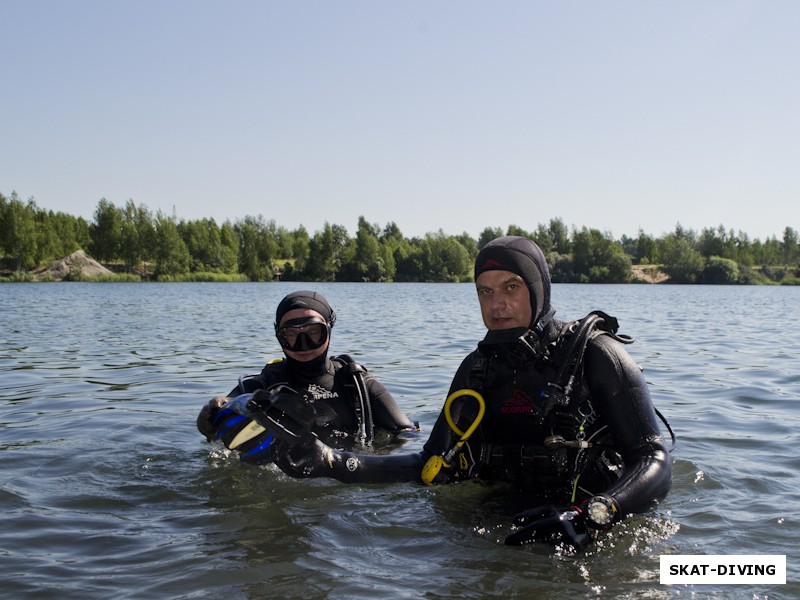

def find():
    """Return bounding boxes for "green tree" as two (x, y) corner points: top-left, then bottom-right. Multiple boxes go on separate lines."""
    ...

(275, 226), (294, 260)
(453, 232), (479, 269)
(120, 200), (155, 272)
(292, 226), (311, 264)
(422, 231), (471, 282)
(506, 224), (532, 239)
(235, 215), (279, 281)
(697, 225), (726, 259)
(181, 217), (228, 272)
(478, 226), (504, 249)
(394, 239), (425, 282)
(534, 223), (555, 253)
(0, 192), (38, 270)
(381, 222), (404, 245)
(219, 221), (239, 273)
(571, 227), (631, 283)
(702, 256), (740, 284)
(753, 236), (782, 266)
(659, 232), (704, 283)
(152, 211), (190, 276)
(301, 222), (349, 281)
(33, 208), (64, 265)
(547, 251), (575, 283)
(90, 199), (122, 262)
(48, 211), (85, 258)
(782, 227), (799, 266)
(548, 218), (571, 254)
(341, 216), (386, 281)
(634, 230), (658, 264)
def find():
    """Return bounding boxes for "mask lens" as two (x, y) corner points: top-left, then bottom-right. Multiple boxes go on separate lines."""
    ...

(276, 318), (329, 351)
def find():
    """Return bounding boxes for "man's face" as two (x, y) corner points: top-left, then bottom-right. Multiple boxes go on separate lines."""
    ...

(277, 308), (330, 361)
(475, 269), (532, 330)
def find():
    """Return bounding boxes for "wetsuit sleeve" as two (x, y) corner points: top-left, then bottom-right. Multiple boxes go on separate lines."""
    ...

(275, 438), (427, 483)
(583, 335), (672, 515)
(365, 375), (416, 432)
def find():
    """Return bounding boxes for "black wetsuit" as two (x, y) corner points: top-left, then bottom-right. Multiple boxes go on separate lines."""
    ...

(423, 319), (672, 515)
(204, 353), (415, 463)
(274, 319), (672, 521)
(243, 354), (415, 445)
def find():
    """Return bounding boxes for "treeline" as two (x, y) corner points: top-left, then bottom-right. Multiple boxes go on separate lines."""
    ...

(1, 191), (799, 284)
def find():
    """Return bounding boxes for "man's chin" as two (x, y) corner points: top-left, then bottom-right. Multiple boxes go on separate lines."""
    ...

(490, 319), (519, 330)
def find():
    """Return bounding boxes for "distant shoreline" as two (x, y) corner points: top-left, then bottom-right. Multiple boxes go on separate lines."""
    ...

(3, 250), (800, 286)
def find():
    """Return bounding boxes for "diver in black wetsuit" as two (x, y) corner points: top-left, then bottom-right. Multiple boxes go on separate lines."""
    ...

(247, 239), (672, 550)
(197, 290), (417, 463)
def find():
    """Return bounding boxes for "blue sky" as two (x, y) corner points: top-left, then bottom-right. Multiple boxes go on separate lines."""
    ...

(2, 1), (798, 241)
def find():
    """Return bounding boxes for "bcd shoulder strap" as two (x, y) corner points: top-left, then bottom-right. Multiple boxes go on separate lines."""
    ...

(332, 354), (374, 445)
(536, 311), (632, 423)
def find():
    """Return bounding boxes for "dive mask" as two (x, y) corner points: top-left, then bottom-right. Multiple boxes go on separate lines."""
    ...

(275, 316), (330, 352)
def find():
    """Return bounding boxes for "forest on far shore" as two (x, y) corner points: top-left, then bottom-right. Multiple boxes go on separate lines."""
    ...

(2, 191), (799, 285)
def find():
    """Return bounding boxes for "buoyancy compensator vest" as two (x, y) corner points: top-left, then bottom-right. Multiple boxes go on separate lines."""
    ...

(211, 355), (375, 463)
(464, 311), (637, 500)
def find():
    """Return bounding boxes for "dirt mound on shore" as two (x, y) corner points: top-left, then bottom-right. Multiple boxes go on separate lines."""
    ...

(35, 250), (115, 281)
(631, 265), (670, 283)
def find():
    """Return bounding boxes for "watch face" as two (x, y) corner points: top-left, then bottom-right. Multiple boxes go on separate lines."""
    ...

(588, 500), (612, 525)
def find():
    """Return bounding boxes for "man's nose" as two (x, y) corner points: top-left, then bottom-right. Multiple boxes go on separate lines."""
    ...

(491, 293), (506, 309)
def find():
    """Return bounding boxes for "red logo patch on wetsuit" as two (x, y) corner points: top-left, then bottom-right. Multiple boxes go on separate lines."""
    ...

(500, 388), (535, 415)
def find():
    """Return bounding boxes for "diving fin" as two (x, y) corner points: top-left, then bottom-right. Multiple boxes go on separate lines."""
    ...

(226, 387), (319, 447)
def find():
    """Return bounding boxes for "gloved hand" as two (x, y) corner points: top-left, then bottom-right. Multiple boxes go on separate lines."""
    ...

(272, 437), (337, 479)
(504, 503), (590, 551)
(197, 395), (276, 464)
(197, 396), (230, 441)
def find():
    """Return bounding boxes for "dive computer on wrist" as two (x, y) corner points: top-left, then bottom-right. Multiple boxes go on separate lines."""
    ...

(586, 496), (617, 529)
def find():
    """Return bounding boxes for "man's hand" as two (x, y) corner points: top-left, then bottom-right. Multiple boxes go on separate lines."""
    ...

(272, 437), (336, 479)
(504, 504), (590, 552)
(197, 396), (231, 441)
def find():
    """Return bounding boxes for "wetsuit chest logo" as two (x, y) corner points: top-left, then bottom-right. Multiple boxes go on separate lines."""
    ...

(500, 388), (535, 415)
(306, 383), (339, 401)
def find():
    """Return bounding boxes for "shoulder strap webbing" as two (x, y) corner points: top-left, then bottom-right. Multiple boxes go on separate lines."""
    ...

(332, 354), (374, 445)
(537, 311), (630, 422)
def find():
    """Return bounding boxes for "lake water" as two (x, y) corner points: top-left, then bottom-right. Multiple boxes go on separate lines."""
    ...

(1, 282), (798, 599)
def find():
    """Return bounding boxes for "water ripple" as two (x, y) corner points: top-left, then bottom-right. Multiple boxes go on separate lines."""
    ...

(2, 283), (799, 598)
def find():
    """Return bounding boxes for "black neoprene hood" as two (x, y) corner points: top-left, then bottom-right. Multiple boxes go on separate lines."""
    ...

(274, 291), (337, 329)
(474, 236), (552, 329)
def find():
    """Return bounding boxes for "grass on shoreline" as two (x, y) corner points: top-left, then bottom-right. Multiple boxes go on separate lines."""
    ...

(0, 271), (251, 283)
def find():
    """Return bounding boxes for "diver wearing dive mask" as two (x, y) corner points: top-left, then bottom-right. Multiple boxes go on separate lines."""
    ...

(197, 290), (417, 464)
(276, 317), (330, 352)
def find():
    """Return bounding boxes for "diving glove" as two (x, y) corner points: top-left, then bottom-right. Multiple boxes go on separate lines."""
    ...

(504, 495), (619, 551)
(504, 504), (590, 551)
